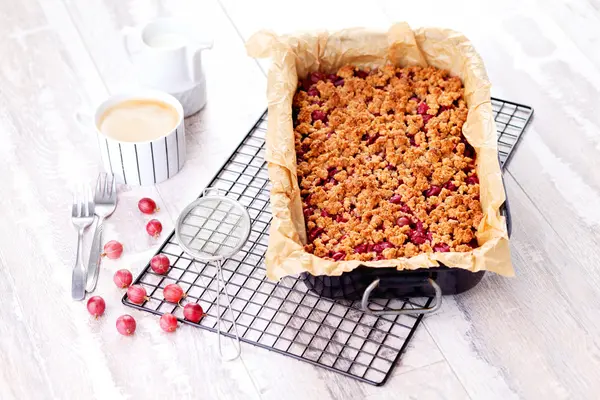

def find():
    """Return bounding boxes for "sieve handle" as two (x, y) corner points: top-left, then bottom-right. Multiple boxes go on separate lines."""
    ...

(215, 260), (241, 361)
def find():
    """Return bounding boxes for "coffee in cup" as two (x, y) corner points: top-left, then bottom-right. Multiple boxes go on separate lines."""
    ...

(98, 99), (179, 142)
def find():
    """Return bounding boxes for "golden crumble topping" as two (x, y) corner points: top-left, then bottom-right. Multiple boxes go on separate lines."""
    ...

(294, 65), (482, 261)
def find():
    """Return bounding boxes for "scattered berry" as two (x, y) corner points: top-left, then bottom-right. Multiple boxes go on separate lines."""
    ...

(146, 219), (163, 238)
(86, 296), (105, 318)
(183, 303), (204, 323)
(163, 284), (185, 303)
(116, 315), (136, 336)
(138, 197), (159, 214)
(127, 285), (148, 304)
(159, 313), (178, 332)
(101, 240), (123, 259)
(113, 269), (133, 288)
(150, 254), (170, 275)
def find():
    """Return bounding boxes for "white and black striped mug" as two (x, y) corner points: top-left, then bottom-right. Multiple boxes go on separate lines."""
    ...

(79, 90), (185, 185)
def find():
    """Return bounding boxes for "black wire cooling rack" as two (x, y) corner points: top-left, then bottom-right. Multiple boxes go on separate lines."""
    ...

(124, 98), (533, 386)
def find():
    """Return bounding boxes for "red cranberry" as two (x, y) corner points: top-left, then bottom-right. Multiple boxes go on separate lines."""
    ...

(434, 243), (450, 252)
(366, 134), (380, 145)
(415, 221), (425, 232)
(335, 215), (348, 223)
(307, 87), (319, 97)
(328, 177), (336, 185)
(310, 72), (326, 83)
(301, 143), (310, 153)
(409, 96), (419, 102)
(389, 194), (402, 204)
(422, 114), (433, 124)
(354, 244), (368, 254)
(301, 79), (312, 91)
(400, 204), (412, 214)
(321, 210), (329, 217)
(410, 137), (418, 147)
(367, 244), (375, 252)
(469, 239), (479, 248)
(409, 231), (427, 245)
(326, 73), (338, 82)
(443, 181), (458, 191)
(308, 227), (324, 241)
(417, 102), (429, 115)
(355, 70), (369, 79)
(386, 164), (396, 170)
(463, 142), (476, 159)
(395, 72), (403, 78)
(427, 231), (433, 241)
(376, 254), (385, 260)
(303, 207), (313, 219)
(425, 185), (442, 197)
(331, 251), (346, 261)
(397, 216), (411, 227)
(373, 242), (393, 253)
(334, 79), (345, 87)
(327, 167), (338, 178)
(311, 110), (327, 123)
(440, 105), (451, 112)
(466, 175), (479, 185)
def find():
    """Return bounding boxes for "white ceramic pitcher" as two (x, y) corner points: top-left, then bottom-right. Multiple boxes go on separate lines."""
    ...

(123, 18), (212, 116)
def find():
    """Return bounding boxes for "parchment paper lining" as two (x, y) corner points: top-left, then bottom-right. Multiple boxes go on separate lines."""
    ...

(246, 23), (513, 280)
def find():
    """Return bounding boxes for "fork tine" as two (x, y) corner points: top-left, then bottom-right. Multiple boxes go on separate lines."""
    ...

(76, 186), (82, 217)
(96, 174), (103, 197)
(84, 185), (89, 216)
(103, 173), (110, 196)
(88, 186), (94, 216)
(97, 174), (106, 202)
(72, 191), (78, 216)
(110, 174), (116, 197)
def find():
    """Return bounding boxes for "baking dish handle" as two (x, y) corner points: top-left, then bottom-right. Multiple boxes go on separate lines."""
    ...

(361, 278), (442, 316)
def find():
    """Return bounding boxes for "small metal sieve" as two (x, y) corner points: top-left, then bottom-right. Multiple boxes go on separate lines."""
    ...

(175, 188), (251, 360)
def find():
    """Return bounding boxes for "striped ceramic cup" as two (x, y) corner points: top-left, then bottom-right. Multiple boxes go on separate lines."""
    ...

(90, 90), (185, 186)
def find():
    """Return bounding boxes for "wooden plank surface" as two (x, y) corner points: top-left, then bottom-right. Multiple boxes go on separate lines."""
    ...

(1, 0), (599, 398)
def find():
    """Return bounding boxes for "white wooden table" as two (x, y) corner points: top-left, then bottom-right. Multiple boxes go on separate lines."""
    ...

(1, 0), (599, 398)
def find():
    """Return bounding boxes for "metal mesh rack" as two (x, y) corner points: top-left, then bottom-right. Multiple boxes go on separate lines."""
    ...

(124, 98), (533, 386)
(493, 98), (533, 166)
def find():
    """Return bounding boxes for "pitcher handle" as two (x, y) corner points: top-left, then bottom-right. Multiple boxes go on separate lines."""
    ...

(122, 26), (142, 58)
(187, 40), (213, 84)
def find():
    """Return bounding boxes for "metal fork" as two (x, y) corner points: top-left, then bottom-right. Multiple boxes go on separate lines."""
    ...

(86, 173), (117, 292)
(71, 185), (95, 300)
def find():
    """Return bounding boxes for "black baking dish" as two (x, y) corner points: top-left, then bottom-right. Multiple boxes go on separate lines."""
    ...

(301, 167), (512, 315)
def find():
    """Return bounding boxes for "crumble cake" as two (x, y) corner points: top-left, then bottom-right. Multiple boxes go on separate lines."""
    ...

(293, 64), (483, 262)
